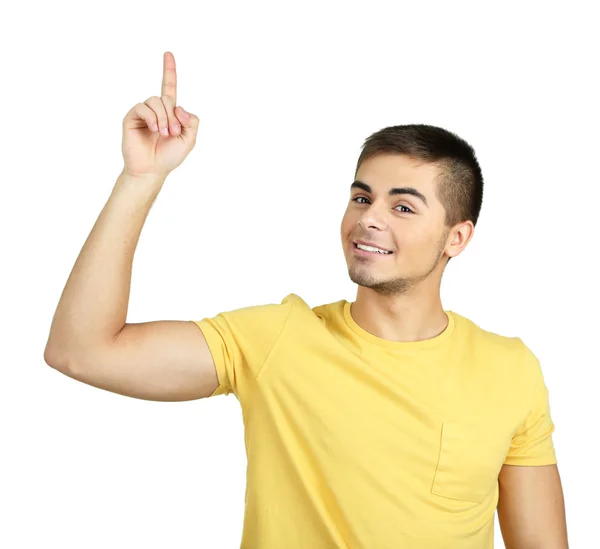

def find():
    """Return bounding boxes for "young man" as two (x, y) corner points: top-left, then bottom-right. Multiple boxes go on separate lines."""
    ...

(44, 52), (569, 549)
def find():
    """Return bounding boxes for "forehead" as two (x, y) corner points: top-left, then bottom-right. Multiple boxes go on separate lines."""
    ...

(355, 154), (441, 198)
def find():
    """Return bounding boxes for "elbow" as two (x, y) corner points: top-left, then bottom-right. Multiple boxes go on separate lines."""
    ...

(44, 342), (72, 372)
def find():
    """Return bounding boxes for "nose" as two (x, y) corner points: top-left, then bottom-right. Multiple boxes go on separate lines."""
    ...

(358, 207), (387, 231)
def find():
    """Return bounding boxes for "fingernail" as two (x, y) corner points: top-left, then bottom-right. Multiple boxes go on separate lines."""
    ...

(180, 107), (189, 118)
(161, 127), (169, 136)
(173, 125), (180, 134)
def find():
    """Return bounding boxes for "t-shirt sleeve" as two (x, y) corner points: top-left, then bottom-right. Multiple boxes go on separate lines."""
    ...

(503, 339), (558, 466)
(191, 294), (296, 398)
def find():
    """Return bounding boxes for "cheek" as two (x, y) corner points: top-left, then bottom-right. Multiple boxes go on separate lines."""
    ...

(340, 212), (354, 236)
(396, 232), (437, 259)
(396, 229), (419, 247)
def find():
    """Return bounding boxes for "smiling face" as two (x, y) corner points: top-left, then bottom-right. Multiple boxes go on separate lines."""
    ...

(341, 153), (465, 296)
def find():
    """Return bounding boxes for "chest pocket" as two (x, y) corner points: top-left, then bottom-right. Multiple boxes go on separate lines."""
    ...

(431, 421), (507, 504)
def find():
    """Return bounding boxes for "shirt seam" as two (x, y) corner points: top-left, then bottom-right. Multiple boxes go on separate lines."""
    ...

(254, 298), (296, 382)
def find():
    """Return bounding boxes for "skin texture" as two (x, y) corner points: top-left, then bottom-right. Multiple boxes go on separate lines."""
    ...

(339, 153), (569, 547)
(498, 464), (569, 548)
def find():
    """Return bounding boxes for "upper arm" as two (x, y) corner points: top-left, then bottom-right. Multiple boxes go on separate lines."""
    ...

(497, 463), (569, 548)
(49, 294), (297, 401)
(55, 320), (219, 402)
(504, 339), (557, 466)
(497, 341), (568, 546)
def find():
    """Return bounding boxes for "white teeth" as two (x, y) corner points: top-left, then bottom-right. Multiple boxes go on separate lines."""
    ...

(356, 243), (391, 254)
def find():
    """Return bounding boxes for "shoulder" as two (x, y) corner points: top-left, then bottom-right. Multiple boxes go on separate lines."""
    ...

(452, 312), (540, 374)
(199, 293), (345, 330)
(452, 311), (523, 349)
(204, 293), (300, 324)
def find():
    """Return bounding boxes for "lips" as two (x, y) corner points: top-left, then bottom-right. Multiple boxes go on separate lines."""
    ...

(353, 240), (393, 253)
(353, 243), (393, 256)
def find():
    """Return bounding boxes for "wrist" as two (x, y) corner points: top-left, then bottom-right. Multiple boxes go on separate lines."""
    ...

(120, 169), (166, 185)
(112, 170), (166, 206)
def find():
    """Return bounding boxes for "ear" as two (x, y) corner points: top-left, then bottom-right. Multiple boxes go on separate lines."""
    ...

(446, 221), (475, 258)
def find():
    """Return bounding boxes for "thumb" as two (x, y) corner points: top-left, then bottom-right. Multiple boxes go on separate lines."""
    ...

(175, 106), (199, 132)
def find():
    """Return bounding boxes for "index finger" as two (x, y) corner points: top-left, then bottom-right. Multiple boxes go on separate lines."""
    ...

(161, 51), (177, 103)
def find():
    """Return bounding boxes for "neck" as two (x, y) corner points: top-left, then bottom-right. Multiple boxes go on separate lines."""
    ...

(351, 287), (448, 343)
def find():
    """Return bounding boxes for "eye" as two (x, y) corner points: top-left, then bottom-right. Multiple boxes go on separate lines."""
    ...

(351, 196), (414, 214)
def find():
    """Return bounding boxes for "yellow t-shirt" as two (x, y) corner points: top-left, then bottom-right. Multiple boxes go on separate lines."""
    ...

(193, 293), (557, 549)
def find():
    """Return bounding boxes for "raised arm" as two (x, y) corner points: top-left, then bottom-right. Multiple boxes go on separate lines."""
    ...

(43, 52), (215, 401)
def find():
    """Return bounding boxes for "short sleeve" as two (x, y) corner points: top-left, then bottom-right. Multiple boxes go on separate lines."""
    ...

(503, 340), (557, 466)
(191, 294), (296, 398)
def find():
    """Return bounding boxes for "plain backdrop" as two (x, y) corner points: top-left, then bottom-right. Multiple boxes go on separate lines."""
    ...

(1, 1), (597, 547)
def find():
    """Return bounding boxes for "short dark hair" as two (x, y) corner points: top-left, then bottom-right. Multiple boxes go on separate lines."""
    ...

(354, 124), (484, 230)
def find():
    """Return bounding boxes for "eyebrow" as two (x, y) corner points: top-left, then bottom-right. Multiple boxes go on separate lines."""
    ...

(350, 180), (429, 208)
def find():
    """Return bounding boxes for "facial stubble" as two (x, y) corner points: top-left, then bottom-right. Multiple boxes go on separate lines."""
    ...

(347, 231), (449, 297)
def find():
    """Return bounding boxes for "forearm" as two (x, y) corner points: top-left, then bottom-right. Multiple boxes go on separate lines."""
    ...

(44, 170), (165, 366)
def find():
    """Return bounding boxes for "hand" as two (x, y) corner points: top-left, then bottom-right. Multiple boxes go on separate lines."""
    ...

(121, 52), (199, 180)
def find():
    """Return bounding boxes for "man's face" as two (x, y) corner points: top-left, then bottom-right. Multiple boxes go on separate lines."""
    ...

(340, 153), (451, 296)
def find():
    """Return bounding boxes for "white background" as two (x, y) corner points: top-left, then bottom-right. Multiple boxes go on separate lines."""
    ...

(1, 0), (597, 547)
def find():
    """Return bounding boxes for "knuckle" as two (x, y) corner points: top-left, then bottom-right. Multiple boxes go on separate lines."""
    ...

(161, 94), (174, 107)
(124, 106), (136, 122)
(144, 98), (165, 119)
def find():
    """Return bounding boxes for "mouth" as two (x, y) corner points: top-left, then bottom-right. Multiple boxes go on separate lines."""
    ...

(352, 242), (394, 256)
